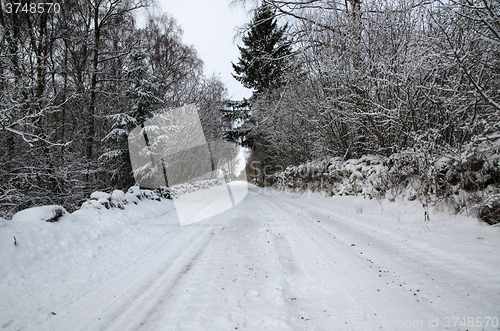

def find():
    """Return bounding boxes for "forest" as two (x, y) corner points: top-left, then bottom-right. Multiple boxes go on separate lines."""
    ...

(1, 0), (499, 222)
(227, 0), (500, 223)
(0, 0), (230, 218)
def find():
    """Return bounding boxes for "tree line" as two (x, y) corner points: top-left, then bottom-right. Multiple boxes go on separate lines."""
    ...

(228, 0), (499, 183)
(0, 0), (229, 218)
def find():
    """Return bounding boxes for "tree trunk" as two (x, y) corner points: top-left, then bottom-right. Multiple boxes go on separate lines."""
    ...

(87, 1), (100, 161)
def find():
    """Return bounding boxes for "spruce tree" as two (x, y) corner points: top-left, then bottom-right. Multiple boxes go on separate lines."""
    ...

(100, 51), (162, 189)
(126, 52), (163, 126)
(232, 3), (291, 95)
(100, 112), (137, 188)
(222, 98), (254, 148)
(226, 4), (292, 149)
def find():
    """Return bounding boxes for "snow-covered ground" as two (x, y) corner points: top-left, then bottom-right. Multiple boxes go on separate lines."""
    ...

(1, 183), (499, 330)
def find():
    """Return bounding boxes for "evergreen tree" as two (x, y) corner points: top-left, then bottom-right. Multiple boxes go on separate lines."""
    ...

(100, 51), (162, 189)
(232, 3), (292, 95)
(222, 99), (254, 149)
(100, 113), (137, 189)
(226, 3), (292, 150)
(126, 52), (163, 126)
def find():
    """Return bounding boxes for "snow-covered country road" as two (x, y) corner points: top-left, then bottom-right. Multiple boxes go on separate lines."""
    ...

(1, 183), (500, 331)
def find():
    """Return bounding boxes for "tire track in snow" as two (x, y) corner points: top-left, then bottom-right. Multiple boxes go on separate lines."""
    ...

(23, 186), (499, 331)
(256, 193), (380, 326)
(110, 208), (244, 331)
(268, 193), (500, 326)
(35, 216), (216, 331)
(267, 195), (431, 323)
(129, 196), (296, 331)
(112, 235), (210, 331)
(275, 195), (500, 316)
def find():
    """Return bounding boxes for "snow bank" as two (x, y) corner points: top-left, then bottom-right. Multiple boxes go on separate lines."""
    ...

(11, 205), (69, 223)
(7, 184), (174, 226)
(0, 198), (176, 331)
(0, 185), (175, 330)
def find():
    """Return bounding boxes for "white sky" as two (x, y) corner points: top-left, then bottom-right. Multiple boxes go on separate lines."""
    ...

(151, 0), (254, 101)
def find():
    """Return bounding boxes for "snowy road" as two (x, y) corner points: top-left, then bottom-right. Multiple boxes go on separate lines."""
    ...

(4, 184), (500, 331)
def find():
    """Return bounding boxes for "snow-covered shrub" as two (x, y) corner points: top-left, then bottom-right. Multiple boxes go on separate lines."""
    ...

(84, 192), (112, 209)
(97, 198), (110, 209)
(127, 185), (143, 200)
(110, 190), (126, 210)
(141, 189), (161, 201)
(478, 195), (500, 225)
(268, 134), (500, 224)
(124, 192), (140, 205)
(82, 185), (168, 211)
(170, 178), (224, 198)
(270, 156), (386, 199)
(90, 192), (111, 201)
(154, 187), (172, 199)
(380, 136), (500, 215)
(81, 200), (106, 210)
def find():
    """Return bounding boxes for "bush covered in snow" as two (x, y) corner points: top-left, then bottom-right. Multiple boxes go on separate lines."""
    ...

(169, 178), (225, 199)
(478, 195), (500, 225)
(268, 136), (500, 225)
(269, 156), (386, 198)
(81, 185), (170, 211)
(6, 179), (223, 223)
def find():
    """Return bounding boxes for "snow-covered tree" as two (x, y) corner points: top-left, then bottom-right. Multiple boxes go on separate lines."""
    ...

(126, 51), (163, 126)
(229, 0), (500, 184)
(232, 3), (292, 95)
(100, 112), (137, 189)
(100, 51), (162, 189)
(228, 2), (292, 159)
